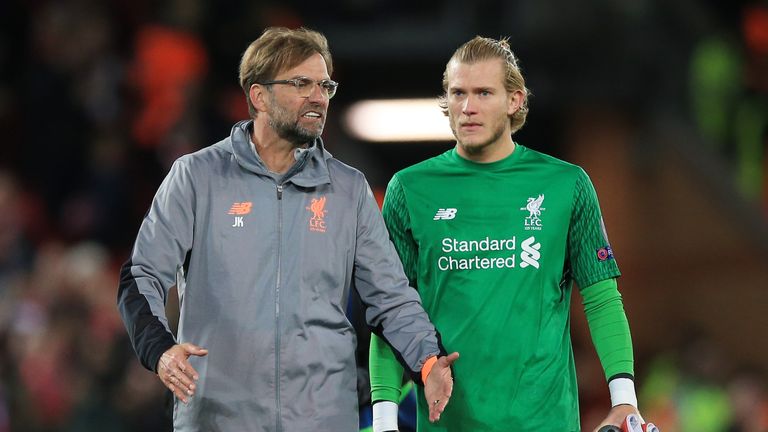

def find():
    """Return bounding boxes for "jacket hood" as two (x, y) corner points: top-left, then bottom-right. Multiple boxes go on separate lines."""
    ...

(229, 120), (332, 188)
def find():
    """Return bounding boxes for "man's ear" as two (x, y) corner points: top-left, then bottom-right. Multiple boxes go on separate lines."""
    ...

(507, 89), (524, 116)
(249, 84), (268, 113)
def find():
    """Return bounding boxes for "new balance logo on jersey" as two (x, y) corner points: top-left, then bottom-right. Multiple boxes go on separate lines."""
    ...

(433, 208), (457, 220)
(520, 194), (545, 230)
(520, 236), (541, 268)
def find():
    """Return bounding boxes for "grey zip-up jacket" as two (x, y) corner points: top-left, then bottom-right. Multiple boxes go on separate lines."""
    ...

(118, 120), (443, 431)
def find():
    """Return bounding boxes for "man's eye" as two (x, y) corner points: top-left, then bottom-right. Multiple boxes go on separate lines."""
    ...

(295, 79), (311, 88)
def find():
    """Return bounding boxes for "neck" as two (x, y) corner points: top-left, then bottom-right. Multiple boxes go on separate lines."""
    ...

(251, 123), (307, 174)
(457, 135), (516, 163)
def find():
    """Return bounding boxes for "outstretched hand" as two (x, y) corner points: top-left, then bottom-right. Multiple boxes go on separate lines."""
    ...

(593, 404), (643, 432)
(157, 343), (209, 404)
(424, 352), (460, 422)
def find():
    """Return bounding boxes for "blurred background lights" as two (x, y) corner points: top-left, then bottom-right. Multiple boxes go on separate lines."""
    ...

(343, 98), (455, 142)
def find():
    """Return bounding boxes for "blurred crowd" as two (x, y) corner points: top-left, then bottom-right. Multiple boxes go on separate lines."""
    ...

(0, 229), (170, 431)
(0, 0), (766, 431)
(575, 330), (768, 432)
(687, 1), (768, 213)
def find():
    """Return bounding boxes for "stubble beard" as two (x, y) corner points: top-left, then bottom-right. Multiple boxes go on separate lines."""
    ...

(450, 114), (507, 156)
(268, 95), (325, 147)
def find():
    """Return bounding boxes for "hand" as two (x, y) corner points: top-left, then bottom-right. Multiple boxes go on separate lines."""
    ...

(424, 352), (459, 423)
(157, 343), (208, 404)
(593, 404), (643, 432)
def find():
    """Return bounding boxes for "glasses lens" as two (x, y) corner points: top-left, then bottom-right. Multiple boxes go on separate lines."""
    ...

(293, 78), (312, 97)
(284, 78), (338, 98)
(323, 80), (338, 99)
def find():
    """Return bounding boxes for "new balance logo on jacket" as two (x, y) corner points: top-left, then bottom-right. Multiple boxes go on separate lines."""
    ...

(228, 201), (252, 228)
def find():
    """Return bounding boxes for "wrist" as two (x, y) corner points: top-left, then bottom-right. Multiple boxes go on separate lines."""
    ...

(421, 355), (437, 383)
(372, 400), (398, 432)
(608, 377), (638, 408)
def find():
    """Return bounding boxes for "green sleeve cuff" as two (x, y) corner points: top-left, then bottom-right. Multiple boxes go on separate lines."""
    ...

(369, 333), (404, 403)
(581, 278), (634, 381)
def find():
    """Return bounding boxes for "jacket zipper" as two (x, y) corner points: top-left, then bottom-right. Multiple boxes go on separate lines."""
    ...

(275, 183), (283, 431)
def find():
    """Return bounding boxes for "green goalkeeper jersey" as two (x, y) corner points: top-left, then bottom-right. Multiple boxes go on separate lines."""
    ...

(374, 144), (621, 431)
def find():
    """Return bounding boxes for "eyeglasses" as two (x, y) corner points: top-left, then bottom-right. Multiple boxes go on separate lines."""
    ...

(258, 76), (339, 99)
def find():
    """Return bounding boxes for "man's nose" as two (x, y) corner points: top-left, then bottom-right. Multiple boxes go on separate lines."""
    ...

(462, 96), (477, 115)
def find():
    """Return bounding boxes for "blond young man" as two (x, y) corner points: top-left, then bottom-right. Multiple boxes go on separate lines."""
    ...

(369, 36), (644, 432)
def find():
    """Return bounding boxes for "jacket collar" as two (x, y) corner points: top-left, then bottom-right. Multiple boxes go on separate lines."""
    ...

(229, 120), (332, 187)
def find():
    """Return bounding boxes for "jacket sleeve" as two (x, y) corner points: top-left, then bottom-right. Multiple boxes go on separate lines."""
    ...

(353, 176), (442, 383)
(117, 159), (196, 372)
(369, 175), (416, 401)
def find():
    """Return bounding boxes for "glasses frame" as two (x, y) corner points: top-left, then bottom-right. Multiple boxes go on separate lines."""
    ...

(258, 76), (338, 99)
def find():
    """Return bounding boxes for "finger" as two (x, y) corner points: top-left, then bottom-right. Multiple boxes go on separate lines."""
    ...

(180, 362), (201, 381)
(175, 360), (194, 379)
(181, 343), (209, 356)
(436, 376), (454, 400)
(436, 397), (449, 415)
(173, 368), (197, 394)
(167, 381), (189, 404)
(163, 366), (196, 396)
(439, 352), (460, 366)
(438, 365), (455, 397)
(428, 397), (447, 422)
(159, 362), (178, 382)
(428, 401), (438, 422)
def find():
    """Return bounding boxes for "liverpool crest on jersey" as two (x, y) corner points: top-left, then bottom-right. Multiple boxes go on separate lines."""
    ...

(520, 194), (545, 230)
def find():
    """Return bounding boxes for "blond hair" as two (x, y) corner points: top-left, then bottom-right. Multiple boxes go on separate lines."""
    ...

(239, 27), (333, 117)
(439, 36), (530, 134)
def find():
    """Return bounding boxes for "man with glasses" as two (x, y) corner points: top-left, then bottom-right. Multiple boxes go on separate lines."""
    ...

(118, 27), (458, 432)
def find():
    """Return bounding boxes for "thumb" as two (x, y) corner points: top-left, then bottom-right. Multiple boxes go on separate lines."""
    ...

(181, 343), (209, 356)
(439, 352), (460, 367)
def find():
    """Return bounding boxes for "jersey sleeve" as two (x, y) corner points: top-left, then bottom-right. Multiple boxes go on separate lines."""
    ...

(369, 333), (405, 403)
(581, 278), (634, 380)
(568, 169), (621, 288)
(381, 174), (419, 288)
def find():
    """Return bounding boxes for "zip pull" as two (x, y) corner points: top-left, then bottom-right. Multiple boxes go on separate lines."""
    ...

(276, 184), (283, 200)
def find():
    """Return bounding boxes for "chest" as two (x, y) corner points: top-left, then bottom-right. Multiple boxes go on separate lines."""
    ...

(405, 173), (573, 248)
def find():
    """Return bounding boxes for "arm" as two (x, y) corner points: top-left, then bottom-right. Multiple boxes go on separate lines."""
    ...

(369, 334), (404, 404)
(370, 333), (405, 432)
(353, 175), (439, 377)
(370, 173), (417, 391)
(567, 170), (641, 429)
(582, 278), (642, 430)
(116, 159), (206, 402)
(354, 175), (457, 423)
(582, 278), (636, 388)
(369, 176), (415, 431)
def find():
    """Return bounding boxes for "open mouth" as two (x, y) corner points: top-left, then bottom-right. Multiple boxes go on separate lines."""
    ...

(302, 111), (323, 119)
